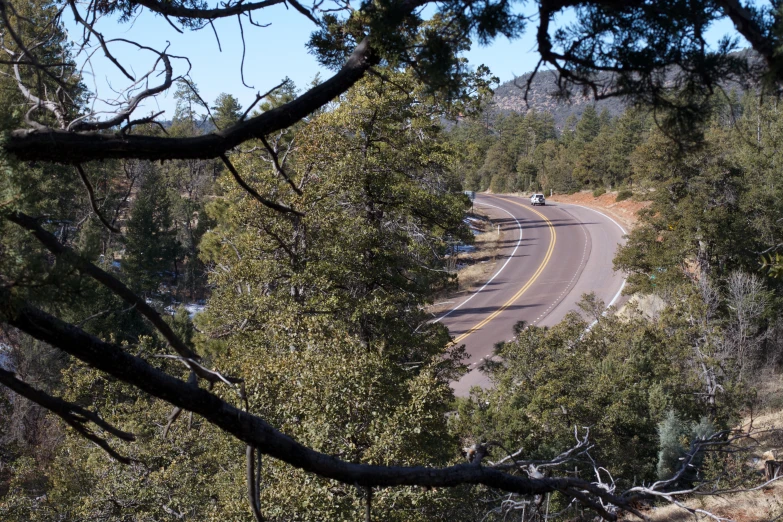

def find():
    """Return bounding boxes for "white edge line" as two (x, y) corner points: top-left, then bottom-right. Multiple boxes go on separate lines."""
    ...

(556, 202), (628, 329)
(433, 199), (524, 323)
(560, 202), (627, 235)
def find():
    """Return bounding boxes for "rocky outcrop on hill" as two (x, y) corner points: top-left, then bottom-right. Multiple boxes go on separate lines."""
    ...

(492, 70), (627, 128)
(492, 50), (754, 128)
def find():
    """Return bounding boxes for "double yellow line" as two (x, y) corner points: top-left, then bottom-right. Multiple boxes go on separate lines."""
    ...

(451, 197), (557, 345)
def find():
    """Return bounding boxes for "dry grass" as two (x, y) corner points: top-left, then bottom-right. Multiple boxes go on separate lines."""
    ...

(427, 210), (506, 317)
(637, 483), (783, 522)
(632, 372), (783, 522)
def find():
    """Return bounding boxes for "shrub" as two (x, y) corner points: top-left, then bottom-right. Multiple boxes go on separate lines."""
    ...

(657, 410), (689, 480)
(616, 189), (633, 201)
(592, 187), (606, 198)
(657, 411), (716, 482)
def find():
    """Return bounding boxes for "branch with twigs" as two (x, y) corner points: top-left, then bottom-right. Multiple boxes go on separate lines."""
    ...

(6, 37), (376, 162)
(0, 294), (636, 521)
(67, 40), (175, 132)
(220, 153), (305, 216)
(260, 135), (303, 195)
(5, 211), (201, 361)
(0, 367), (135, 463)
(74, 164), (121, 233)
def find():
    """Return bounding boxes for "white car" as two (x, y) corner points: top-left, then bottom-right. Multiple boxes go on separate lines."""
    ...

(530, 193), (546, 206)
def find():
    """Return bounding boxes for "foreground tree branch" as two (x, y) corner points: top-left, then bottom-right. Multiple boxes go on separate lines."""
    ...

(5, 38), (377, 163)
(130, 0), (288, 22)
(0, 367), (135, 463)
(5, 211), (199, 360)
(0, 292), (639, 521)
(74, 164), (121, 233)
(219, 153), (304, 215)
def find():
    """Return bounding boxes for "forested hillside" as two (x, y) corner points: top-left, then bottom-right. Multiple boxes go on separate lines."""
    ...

(448, 90), (759, 198)
(3, 0), (783, 520)
(448, 103), (647, 193)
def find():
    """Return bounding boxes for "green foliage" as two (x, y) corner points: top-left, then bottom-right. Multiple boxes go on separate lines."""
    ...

(615, 189), (633, 201)
(211, 93), (242, 129)
(5, 1), (783, 519)
(5, 71), (474, 521)
(760, 252), (783, 279)
(592, 187), (606, 197)
(656, 410), (690, 480)
(122, 170), (181, 294)
(450, 295), (738, 490)
(447, 103), (649, 194)
(575, 105), (601, 143)
(656, 411), (715, 483)
(198, 71), (472, 519)
(615, 94), (783, 296)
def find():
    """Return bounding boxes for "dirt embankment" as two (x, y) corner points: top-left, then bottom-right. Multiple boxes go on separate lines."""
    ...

(546, 191), (650, 230)
(428, 210), (508, 317)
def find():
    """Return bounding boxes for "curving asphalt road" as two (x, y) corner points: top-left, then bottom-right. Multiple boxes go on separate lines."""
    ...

(436, 193), (627, 397)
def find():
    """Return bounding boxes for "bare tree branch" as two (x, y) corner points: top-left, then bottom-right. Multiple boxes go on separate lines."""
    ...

(68, 0), (135, 82)
(4, 211), (200, 360)
(130, 0), (287, 21)
(74, 164), (121, 233)
(0, 367), (135, 463)
(220, 153), (305, 216)
(68, 40), (174, 132)
(239, 79), (289, 122)
(6, 37), (376, 162)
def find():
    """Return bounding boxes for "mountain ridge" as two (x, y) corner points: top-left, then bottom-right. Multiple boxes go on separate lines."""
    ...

(491, 69), (627, 128)
(492, 50), (754, 128)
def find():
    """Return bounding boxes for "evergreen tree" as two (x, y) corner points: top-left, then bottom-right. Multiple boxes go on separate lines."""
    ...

(170, 80), (207, 136)
(211, 93), (243, 129)
(123, 170), (181, 294)
(575, 105), (601, 143)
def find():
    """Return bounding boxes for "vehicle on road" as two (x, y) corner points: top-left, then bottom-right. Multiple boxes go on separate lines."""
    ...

(530, 193), (546, 206)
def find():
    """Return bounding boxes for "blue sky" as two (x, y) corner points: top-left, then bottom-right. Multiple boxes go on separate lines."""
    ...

(67, 4), (744, 120)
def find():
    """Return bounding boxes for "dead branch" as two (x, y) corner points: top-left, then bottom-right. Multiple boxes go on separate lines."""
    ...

(74, 164), (121, 233)
(68, 0), (135, 82)
(0, 367), (135, 463)
(6, 37), (377, 162)
(219, 153), (305, 216)
(239, 79), (289, 122)
(68, 40), (174, 132)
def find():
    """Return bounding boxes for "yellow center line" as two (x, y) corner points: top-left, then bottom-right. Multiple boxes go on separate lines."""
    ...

(451, 196), (556, 345)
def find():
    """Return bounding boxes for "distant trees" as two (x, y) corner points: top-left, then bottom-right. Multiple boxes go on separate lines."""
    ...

(447, 105), (649, 194)
(211, 93), (243, 130)
(123, 170), (181, 294)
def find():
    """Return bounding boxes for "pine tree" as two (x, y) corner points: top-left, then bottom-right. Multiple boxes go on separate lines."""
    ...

(211, 93), (243, 130)
(123, 170), (181, 294)
(575, 105), (601, 143)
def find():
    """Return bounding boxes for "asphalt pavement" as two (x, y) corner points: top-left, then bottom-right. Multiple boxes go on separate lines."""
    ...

(436, 194), (627, 396)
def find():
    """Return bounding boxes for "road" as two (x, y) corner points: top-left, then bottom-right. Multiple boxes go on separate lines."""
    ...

(436, 193), (627, 396)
